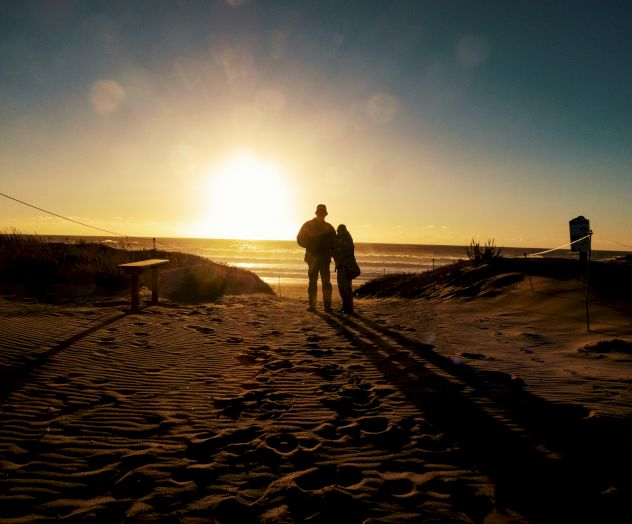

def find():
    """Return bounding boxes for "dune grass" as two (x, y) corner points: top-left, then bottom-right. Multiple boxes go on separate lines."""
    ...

(0, 231), (273, 303)
(356, 256), (632, 301)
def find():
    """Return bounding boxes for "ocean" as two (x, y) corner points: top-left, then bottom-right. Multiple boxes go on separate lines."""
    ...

(45, 236), (630, 293)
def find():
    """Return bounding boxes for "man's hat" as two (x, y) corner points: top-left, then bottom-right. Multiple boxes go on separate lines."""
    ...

(316, 204), (328, 215)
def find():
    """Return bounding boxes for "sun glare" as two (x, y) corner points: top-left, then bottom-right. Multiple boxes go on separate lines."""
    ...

(196, 151), (294, 240)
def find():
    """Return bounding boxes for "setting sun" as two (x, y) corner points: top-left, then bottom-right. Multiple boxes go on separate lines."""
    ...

(195, 150), (295, 240)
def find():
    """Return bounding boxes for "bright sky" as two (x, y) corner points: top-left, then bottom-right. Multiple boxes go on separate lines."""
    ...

(1, 0), (631, 250)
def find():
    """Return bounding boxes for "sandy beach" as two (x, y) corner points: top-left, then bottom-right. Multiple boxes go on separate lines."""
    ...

(1, 273), (631, 523)
(4, 0), (632, 521)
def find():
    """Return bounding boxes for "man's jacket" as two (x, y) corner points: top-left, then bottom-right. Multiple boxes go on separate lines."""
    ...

(297, 219), (336, 262)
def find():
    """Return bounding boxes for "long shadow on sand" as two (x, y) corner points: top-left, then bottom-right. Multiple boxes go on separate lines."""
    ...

(0, 310), (128, 402)
(317, 310), (630, 523)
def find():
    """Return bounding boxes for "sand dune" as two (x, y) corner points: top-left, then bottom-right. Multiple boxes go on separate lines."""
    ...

(1, 274), (631, 522)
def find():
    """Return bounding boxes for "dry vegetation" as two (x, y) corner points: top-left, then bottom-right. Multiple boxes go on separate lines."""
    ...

(356, 256), (632, 302)
(0, 231), (273, 303)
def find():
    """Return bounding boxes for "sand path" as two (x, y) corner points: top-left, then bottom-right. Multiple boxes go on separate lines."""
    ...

(1, 294), (630, 523)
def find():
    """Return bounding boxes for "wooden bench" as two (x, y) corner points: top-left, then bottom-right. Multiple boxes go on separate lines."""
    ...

(118, 259), (170, 312)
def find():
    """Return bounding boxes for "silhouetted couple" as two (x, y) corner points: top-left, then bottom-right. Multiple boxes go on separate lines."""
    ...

(297, 204), (360, 314)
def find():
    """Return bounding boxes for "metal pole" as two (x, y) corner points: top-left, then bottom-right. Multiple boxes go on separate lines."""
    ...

(151, 267), (159, 305)
(525, 253), (534, 292)
(585, 232), (592, 332)
(131, 270), (140, 312)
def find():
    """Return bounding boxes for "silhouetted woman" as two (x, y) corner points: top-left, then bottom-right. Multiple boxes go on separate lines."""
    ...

(333, 224), (360, 314)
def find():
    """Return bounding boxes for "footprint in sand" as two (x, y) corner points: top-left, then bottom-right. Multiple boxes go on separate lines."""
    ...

(358, 415), (389, 433)
(298, 435), (321, 452)
(522, 331), (547, 344)
(294, 464), (364, 491)
(294, 465), (336, 491)
(244, 432), (307, 467)
(187, 426), (264, 460)
(258, 397), (293, 420)
(307, 348), (333, 358)
(186, 324), (215, 335)
(235, 354), (259, 365)
(384, 476), (416, 497)
(319, 383), (381, 417)
(266, 433), (299, 454)
(359, 417), (412, 449)
(263, 359), (293, 371)
(316, 363), (344, 381)
(313, 421), (336, 439)
(237, 346), (272, 365)
(213, 397), (245, 419)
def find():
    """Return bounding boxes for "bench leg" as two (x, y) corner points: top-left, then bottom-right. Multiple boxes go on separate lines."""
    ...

(151, 267), (159, 305)
(130, 271), (140, 312)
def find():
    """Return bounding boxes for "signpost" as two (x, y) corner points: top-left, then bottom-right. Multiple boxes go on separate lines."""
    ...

(569, 216), (590, 263)
(569, 216), (592, 331)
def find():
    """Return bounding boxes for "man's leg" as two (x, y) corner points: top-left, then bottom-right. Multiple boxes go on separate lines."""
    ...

(320, 258), (333, 312)
(307, 260), (319, 311)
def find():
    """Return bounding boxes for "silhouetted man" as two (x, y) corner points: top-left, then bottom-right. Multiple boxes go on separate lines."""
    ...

(297, 204), (336, 312)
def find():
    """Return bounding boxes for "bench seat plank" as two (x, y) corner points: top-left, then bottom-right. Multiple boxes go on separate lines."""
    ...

(118, 259), (170, 270)
(118, 259), (170, 311)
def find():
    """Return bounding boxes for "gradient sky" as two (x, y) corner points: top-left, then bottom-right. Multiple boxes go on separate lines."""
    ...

(1, 0), (631, 249)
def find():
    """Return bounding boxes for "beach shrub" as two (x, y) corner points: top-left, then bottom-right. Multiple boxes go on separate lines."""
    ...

(0, 231), (273, 303)
(466, 238), (503, 263)
(159, 263), (272, 303)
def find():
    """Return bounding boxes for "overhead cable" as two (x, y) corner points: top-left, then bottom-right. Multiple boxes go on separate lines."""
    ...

(1, 191), (179, 251)
(1, 191), (131, 237)
(527, 234), (592, 257)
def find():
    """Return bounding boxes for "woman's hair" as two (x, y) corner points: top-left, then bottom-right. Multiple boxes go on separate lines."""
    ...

(337, 224), (353, 242)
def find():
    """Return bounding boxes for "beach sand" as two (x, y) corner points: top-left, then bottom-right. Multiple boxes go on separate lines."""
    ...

(1, 275), (631, 523)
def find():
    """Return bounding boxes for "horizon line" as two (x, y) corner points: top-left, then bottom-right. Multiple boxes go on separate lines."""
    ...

(4, 232), (632, 254)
